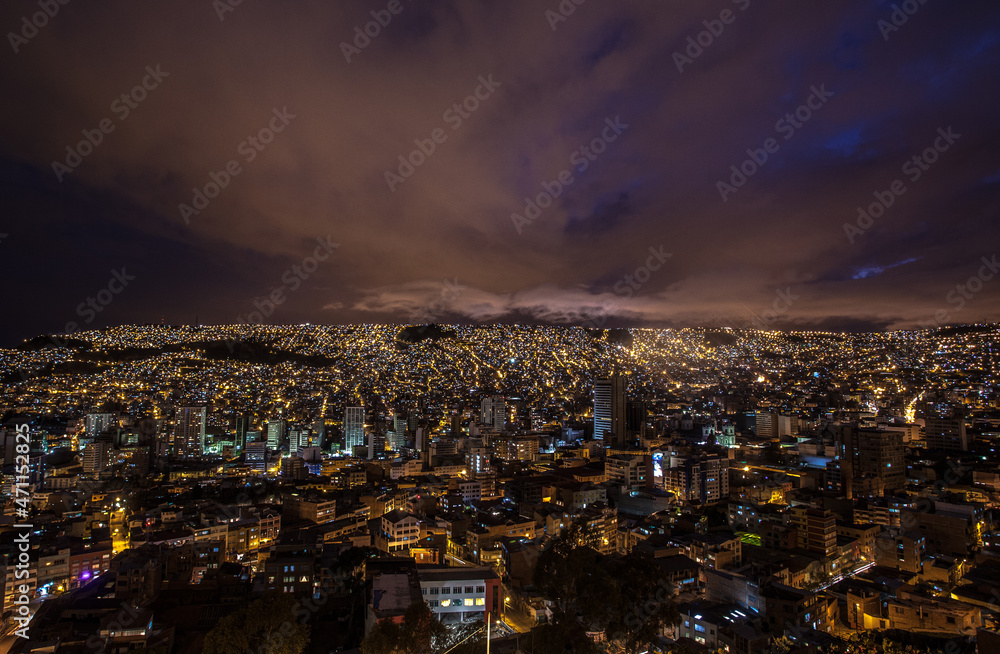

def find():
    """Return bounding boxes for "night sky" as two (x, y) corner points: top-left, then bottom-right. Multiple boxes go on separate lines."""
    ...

(2, 0), (999, 346)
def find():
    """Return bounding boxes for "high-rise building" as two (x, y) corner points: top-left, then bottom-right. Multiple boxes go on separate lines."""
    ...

(234, 412), (252, 450)
(368, 430), (386, 459)
(289, 429), (314, 454)
(480, 396), (506, 431)
(266, 419), (285, 450)
(531, 408), (545, 431)
(312, 417), (326, 443)
(924, 417), (968, 452)
(85, 413), (115, 439)
(173, 407), (207, 457)
(777, 415), (798, 438)
(663, 454), (730, 504)
(626, 400), (647, 440)
(344, 407), (365, 452)
(755, 412), (778, 439)
(394, 412), (408, 437)
(606, 453), (650, 488)
(594, 376), (626, 447)
(83, 441), (111, 473)
(245, 440), (267, 472)
(787, 507), (837, 556)
(386, 411), (408, 452)
(387, 430), (406, 452)
(498, 436), (540, 462)
(838, 426), (905, 500)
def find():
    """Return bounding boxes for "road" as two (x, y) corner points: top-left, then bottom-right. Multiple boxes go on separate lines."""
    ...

(501, 605), (535, 633)
(813, 560), (876, 591)
(0, 634), (22, 654)
(445, 553), (474, 567)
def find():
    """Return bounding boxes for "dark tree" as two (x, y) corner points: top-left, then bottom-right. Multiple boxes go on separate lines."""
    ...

(202, 592), (309, 654)
(361, 602), (447, 654)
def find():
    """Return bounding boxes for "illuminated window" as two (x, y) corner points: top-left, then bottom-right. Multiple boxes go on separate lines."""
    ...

(475, 598), (485, 606)
(463, 599), (474, 606)
(440, 599), (451, 607)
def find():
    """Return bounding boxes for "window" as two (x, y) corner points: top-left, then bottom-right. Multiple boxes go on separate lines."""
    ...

(476, 586), (485, 593)
(440, 599), (451, 607)
(465, 586), (474, 594)
(440, 587), (450, 595)
(463, 599), (474, 606)
(695, 624), (706, 633)
(428, 600), (438, 607)
(476, 598), (485, 606)
(422, 588), (427, 595)
(430, 588), (439, 595)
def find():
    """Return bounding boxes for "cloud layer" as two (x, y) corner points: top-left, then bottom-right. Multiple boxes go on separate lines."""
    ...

(1, 0), (999, 344)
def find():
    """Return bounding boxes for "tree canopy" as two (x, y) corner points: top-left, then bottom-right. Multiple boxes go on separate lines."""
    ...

(533, 529), (680, 654)
(203, 592), (310, 654)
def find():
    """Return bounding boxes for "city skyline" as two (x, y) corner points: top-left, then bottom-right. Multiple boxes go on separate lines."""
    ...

(2, 3), (1000, 651)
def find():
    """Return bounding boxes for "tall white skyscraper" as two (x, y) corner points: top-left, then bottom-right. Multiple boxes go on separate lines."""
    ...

(85, 413), (115, 439)
(480, 395), (506, 431)
(289, 429), (315, 454)
(594, 376), (626, 447)
(173, 407), (207, 457)
(344, 407), (365, 453)
(266, 419), (285, 449)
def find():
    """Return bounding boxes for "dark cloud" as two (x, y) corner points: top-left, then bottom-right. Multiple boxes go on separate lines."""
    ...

(1, 0), (999, 345)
